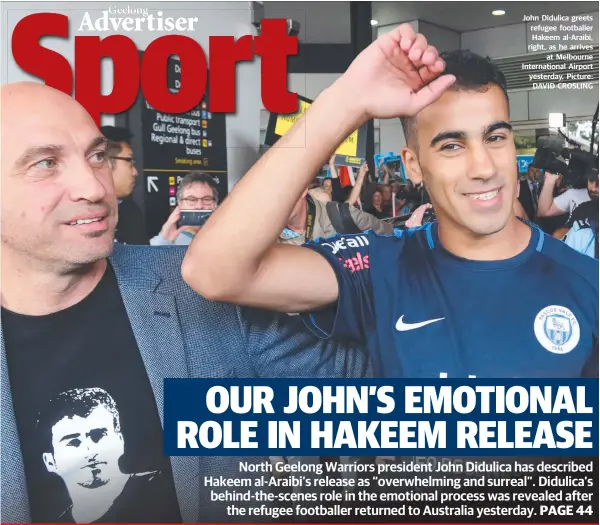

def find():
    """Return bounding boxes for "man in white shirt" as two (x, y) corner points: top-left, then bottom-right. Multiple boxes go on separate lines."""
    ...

(537, 169), (598, 218)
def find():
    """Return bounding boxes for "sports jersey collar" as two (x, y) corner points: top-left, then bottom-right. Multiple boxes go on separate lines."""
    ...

(425, 220), (543, 270)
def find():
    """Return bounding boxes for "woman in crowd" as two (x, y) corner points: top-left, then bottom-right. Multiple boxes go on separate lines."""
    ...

(365, 188), (391, 219)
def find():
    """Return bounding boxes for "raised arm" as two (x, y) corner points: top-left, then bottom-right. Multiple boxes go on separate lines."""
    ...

(328, 154), (339, 179)
(537, 171), (564, 217)
(381, 163), (391, 185)
(182, 24), (455, 312)
(346, 162), (368, 205)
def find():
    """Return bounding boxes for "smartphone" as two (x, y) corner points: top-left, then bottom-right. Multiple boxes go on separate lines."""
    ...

(178, 209), (213, 228)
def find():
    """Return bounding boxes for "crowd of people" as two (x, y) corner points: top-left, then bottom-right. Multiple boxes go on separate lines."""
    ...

(104, 124), (598, 260)
(1, 22), (597, 524)
(516, 162), (599, 257)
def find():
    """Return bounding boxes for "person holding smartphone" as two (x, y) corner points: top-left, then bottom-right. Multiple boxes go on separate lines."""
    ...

(150, 172), (219, 246)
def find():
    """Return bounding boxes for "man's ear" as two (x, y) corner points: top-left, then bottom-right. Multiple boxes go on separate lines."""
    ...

(43, 452), (57, 474)
(401, 146), (423, 186)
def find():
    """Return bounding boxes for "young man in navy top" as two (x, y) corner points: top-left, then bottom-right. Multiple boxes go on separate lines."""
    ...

(184, 24), (598, 379)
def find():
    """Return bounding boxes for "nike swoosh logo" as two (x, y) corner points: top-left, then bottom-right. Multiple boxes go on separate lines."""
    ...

(396, 315), (445, 331)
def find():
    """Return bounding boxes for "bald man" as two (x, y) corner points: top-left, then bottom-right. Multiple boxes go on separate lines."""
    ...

(0, 83), (370, 523)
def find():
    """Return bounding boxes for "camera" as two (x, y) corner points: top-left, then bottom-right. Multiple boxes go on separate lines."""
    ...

(396, 182), (430, 206)
(532, 135), (599, 188)
(422, 208), (436, 224)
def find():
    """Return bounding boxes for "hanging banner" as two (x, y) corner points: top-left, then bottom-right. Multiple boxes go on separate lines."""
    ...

(265, 95), (367, 167)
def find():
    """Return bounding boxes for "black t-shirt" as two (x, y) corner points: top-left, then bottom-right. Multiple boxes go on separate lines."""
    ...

(115, 199), (149, 245)
(2, 265), (182, 523)
(365, 205), (392, 219)
(568, 198), (599, 227)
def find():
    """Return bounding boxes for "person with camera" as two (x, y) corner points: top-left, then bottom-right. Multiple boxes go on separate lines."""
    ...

(184, 25), (597, 379)
(537, 168), (598, 219)
(150, 172), (219, 246)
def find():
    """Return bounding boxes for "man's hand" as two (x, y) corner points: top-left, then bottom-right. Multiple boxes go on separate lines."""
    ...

(337, 23), (456, 120)
(347, 162), (369, 205)
(358, 162), (369, 179)
(405, 203), (432, 228)
(545, 171), (560, 187)
(160, 206), (184, 242)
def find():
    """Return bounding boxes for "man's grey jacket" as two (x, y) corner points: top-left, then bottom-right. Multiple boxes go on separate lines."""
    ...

(1, 244), (369, 523)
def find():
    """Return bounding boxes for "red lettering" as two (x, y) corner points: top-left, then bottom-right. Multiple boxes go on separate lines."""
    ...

(254, 19), (298, 113)
(11, 13), (72, 94)
(338, 254), (370, 273)
(142, 36), (206, 115)
(11, 15), (298, 123)
(76, 35), (139, 127)
(209, 35), (253, 112)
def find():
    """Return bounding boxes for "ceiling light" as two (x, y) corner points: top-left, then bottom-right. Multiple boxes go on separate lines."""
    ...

(549, 113), (566, 128)
(492, 10), (506, 16)
(370, 19), (379, 26)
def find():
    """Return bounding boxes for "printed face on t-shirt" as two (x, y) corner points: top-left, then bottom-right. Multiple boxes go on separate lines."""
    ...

(42, 405), (124, 490)
(405, 85), (517, 239)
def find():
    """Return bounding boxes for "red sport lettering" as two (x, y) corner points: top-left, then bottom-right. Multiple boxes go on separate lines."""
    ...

(254, 19), (299, 113)
(75, 35), (140, 126)
(209, 35), (253, 112)
(11, 13), (72, 94)
(11, 13), (299, 126)
(142, 35), (207, 114)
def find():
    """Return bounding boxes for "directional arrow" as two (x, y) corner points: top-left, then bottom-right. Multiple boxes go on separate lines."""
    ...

(147, 176), (159, 193)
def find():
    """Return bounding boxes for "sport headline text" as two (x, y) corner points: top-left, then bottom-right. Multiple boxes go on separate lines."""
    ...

(12, 14), (299, 125)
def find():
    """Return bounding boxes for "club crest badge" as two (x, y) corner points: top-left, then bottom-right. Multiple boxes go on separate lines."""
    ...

(534, 305), (580, 354)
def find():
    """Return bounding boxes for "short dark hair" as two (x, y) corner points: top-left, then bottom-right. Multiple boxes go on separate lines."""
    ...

(36, 388), (120, 452)
(100, 126), (133, 146)
(177, 171), (219, 203)
(400, 49), (508, 148)
(101, 126), (133, 167)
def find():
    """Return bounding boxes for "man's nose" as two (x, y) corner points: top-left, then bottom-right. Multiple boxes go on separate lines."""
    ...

(65, 158), (108, 202)
(83, 443), (96, 458)
(467, 144), (496, 181)
(132, 165), (138, 178)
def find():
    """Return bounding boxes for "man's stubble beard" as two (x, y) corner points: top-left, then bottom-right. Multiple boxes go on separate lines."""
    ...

(2, 230), (115, 276)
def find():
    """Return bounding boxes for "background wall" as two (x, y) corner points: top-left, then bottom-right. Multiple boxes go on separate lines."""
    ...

(461, 11), (599, 124)
(263, 1), (351, 44)
(375, 11), (599, 154)
(1, 1), (262, 190)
